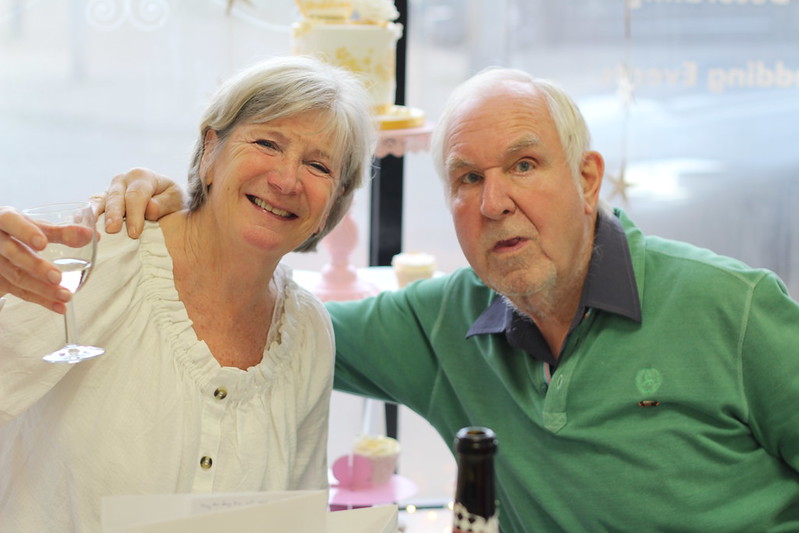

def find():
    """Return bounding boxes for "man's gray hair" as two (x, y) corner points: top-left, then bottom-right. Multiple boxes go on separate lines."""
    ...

(430, 67), (591, 187)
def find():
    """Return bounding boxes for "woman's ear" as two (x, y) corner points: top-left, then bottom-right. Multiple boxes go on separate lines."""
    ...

(200, 130), (219, 186)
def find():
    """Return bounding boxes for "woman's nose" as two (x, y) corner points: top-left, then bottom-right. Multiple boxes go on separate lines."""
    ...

(268, 162), (302, 194)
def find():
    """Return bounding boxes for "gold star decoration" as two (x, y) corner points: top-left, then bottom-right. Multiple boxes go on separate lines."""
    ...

(606, 167), (633, 205)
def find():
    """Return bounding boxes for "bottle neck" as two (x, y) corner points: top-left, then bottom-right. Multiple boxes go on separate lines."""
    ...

(452, 453), (498, 533)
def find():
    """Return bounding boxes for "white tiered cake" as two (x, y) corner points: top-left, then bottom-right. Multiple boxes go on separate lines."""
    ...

(291, 0), (425, 129)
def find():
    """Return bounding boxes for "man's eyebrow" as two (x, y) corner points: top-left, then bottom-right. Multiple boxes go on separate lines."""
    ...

(507, 134), (542, 154)
(445, 155), (476, 174)
(445, 134), (543, 173)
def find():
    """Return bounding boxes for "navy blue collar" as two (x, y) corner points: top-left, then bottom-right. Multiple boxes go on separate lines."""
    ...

(466, 210), (641, 362)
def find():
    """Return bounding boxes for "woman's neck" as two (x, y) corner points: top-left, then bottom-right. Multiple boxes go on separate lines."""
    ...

(158, 210), (281, 369)
(162, 210), (279, 302)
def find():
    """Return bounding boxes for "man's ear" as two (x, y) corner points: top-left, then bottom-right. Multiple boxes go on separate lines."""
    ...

(580, 150), (604, 213)
(200, 129), (219, 186)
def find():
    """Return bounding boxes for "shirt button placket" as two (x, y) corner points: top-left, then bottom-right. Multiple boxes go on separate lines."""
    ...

(194, 381), (229, 491)
(543, 368), (570, 433)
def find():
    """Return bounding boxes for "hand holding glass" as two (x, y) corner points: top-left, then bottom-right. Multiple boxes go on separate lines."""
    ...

(23, 202), (104, 363)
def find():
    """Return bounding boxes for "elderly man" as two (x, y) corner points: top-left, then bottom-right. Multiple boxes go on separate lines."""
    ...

(4, 67), (799, 531)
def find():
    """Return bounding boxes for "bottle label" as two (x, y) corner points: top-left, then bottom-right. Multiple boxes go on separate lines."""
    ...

(452, 502), (499, 533)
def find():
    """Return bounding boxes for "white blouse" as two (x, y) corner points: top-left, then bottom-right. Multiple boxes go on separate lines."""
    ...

(0, 219), (334, 533)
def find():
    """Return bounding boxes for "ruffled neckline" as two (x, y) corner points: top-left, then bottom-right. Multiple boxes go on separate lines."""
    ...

(137, 220), (308, 400)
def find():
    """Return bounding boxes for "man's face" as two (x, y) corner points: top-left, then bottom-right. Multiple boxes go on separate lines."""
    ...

(443, 81), (601, 308)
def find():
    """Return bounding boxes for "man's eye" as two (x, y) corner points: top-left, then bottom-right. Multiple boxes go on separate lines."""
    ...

(515, 160), (535, 173)
(460, 172), (481, 185)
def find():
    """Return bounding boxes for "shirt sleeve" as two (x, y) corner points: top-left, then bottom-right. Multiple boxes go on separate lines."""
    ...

(740, 271), (799, 473)
(327, 276), (449, 416)
(0, 297), (73, 427)
(0, 219), (140, 428)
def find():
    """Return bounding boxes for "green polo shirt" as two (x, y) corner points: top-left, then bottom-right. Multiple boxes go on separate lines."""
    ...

(328, 209), (799, 532)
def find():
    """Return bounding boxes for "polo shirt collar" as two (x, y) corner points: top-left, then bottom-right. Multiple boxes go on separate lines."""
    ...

(466, 210), (642, 340)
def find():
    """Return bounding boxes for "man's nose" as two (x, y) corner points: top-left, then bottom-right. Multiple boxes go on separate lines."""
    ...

(480, 173), (515, 219)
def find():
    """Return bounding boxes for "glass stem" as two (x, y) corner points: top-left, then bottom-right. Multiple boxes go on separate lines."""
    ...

(64, 299), (80, 347)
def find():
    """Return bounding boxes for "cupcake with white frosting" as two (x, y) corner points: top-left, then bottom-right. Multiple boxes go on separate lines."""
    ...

(353, 434), (400, 486)
(391, 252), (437, 288)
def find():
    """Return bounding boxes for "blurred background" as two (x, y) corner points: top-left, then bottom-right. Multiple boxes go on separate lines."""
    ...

(3, 0), (798, 513)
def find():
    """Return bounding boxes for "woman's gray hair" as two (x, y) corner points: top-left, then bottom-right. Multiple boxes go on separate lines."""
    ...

(187, 55), (376, 252)
(431, 67), (591, 188)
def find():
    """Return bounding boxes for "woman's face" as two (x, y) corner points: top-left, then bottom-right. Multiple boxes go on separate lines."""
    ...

(201, 111), (342, 259)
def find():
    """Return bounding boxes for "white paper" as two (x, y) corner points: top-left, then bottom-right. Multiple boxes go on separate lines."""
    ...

(327, 505), (398, 533)
(102, 491), (326, 533)
(102, 490), (398, 533)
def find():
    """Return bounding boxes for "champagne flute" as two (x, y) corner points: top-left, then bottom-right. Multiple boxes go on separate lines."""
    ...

(23, 202), (105, 363)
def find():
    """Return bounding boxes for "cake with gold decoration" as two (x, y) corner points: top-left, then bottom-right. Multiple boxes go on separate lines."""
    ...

(291, 0), (424, 129)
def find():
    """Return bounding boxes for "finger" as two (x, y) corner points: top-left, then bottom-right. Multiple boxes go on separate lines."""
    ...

(104, 173), (134, 234)
(89, 192), (107, 218)
(144, 175), (186, 221)
(101, 168), (183, 238)
(106, 167), (164, 235)
(0, 280), (69, 315)
(0, 207), (48, 252)
(0, 232), (62, 286)
(35, 224), (95, 248)
(116, 168), (162, 238)
(0, 254), (71, 314)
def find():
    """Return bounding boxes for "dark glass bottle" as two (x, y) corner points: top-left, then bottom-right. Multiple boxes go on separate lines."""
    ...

(452, 426), (499, 533)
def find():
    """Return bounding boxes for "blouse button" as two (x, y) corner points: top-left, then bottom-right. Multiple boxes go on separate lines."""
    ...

(214, 387), (228, 400)
(200, 456), (213, 470)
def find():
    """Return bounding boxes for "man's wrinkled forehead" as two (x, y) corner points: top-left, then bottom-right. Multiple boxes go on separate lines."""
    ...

(444, 84), (551, 152)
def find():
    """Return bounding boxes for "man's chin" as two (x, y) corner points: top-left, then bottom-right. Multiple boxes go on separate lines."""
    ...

(484, 268), (555, 301)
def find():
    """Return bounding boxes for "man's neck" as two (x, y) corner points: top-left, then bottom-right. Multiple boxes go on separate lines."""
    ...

(505, 280), (583, 357)
(505, 231), (595, 357)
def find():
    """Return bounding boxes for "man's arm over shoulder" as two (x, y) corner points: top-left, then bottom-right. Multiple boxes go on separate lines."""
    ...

(97, 168), (185, 237)
(327, 269), (487, 413)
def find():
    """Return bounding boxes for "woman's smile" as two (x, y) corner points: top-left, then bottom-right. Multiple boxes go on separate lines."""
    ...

(247, 194), (297, 219)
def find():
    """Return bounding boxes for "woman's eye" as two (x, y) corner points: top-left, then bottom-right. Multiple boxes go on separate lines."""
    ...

(255, 139), (278, 150)
(308, 162), (332, 175)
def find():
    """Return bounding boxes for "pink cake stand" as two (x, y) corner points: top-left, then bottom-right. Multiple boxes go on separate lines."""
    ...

(311, 123), (434, 303)
(313, 209), (380, 301)
(328, 454), (418, 510)
(329, 475), (418, 510)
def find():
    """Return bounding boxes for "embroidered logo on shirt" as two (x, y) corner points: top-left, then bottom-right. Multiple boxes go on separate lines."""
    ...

(635, 368), (662, 395)
(638, 400), (660, 408)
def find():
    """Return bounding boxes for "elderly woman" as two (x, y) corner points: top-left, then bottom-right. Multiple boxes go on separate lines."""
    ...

(0, 55), (374, 532)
